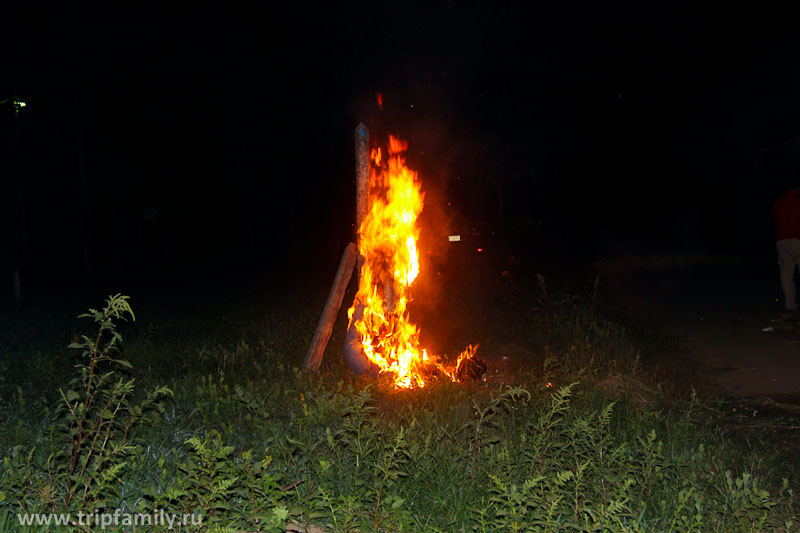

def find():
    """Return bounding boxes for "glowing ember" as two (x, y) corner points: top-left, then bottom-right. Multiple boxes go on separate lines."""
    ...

(348, 134), (478, 388)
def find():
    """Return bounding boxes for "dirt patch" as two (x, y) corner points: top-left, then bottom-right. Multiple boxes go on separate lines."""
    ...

(602, 265), (800, 396)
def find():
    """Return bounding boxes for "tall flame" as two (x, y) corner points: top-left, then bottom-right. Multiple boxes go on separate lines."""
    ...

(348, 135), (476, 388)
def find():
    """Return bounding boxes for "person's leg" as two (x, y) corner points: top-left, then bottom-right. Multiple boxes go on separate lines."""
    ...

(793, 246), (800, 311)
(777, 239), (799, 311)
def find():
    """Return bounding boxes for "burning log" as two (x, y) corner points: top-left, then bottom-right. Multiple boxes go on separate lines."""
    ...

(304, 125), (370, 373)
(343, 302), (379, 376)
(303, 242), (358, 372)
(455, 352), (488, 382)
(355, 123), (369, 283)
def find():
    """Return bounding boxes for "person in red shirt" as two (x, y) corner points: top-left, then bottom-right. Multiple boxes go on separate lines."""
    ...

(773, 187), (800, 311)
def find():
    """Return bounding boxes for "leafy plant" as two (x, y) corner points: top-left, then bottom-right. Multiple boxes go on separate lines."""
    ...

(56, 294), (172, 510)
(1, 295), (172, 520)
(139, 429), (288, 532)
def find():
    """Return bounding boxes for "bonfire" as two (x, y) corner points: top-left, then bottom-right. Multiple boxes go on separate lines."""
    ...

(303, 124), (485, 390)
(345, 134), (482, 389)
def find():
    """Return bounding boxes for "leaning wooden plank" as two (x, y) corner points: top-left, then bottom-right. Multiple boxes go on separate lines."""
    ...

(303, 242), (358, 372)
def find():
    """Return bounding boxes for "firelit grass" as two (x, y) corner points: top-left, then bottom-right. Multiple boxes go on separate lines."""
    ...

(0, 289), (797, 531)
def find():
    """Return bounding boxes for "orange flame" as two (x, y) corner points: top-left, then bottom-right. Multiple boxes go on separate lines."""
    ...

(348, 134), (476, 388)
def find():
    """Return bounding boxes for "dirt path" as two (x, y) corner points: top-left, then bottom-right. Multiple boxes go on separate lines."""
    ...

(602, 257), (800, 396)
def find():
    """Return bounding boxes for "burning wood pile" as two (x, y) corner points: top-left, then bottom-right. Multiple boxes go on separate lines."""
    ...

(304, 124), (485, 389)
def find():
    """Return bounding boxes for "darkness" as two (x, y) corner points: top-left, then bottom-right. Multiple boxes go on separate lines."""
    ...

(2, 1), (800, 300)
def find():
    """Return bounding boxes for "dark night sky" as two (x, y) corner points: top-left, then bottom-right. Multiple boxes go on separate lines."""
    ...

(2, 2), (800, 292)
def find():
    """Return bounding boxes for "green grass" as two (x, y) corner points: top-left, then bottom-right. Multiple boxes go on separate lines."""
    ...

(0, 277), (797, 531)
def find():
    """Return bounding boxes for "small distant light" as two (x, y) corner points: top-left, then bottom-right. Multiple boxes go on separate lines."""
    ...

(448, 235), (461, 242)
(18, 101), (26, 108)
(476, 248), (483, 252)
(545, 382), (553, 388)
